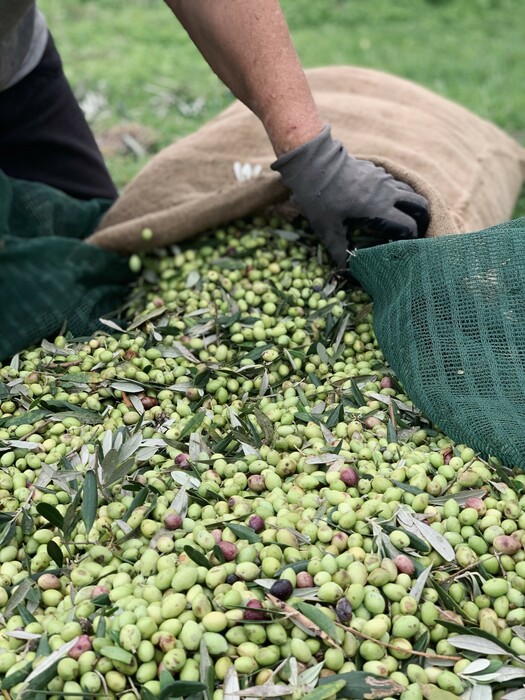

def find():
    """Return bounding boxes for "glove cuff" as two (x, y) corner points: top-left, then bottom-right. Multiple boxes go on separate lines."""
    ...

(271, 124), (333, 175)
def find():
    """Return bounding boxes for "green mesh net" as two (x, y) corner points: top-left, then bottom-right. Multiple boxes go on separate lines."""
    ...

(0, 171), (134, 361)
(350, 217), (525, 468)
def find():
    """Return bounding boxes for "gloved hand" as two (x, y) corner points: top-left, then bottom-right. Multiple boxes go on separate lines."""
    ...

(271, 125), (430, 270)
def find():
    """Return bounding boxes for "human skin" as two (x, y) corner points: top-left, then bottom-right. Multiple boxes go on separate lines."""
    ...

(165, 0), (325, 156)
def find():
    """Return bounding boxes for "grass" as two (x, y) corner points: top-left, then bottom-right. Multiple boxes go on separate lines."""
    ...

(39, 0), (525, 213)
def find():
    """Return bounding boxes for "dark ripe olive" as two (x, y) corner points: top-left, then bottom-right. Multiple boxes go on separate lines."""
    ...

(336, 597), (352, 623)
(269, 579), (294, 601)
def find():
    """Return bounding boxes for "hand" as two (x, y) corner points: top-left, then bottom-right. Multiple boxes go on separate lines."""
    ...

(271, 125), (430, 269)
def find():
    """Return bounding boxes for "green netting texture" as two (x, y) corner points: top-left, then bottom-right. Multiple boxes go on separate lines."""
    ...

(0, 171), (134, 361)
(349, 218), (525, 468)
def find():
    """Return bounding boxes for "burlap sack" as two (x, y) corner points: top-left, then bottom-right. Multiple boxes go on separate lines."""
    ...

(89, 66), (525, 253)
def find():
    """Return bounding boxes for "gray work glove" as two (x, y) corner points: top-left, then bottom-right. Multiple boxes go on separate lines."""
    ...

(271, 125), (429, 270)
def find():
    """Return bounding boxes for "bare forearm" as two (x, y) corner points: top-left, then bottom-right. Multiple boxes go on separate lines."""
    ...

(165, 0), (324, 155)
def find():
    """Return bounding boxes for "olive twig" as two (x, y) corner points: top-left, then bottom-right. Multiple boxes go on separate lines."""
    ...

(440, 554), (498, 584)
(334, 621), (462, 662)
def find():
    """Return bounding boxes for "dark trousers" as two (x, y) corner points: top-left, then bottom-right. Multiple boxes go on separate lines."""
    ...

(0, 32), (118, 201)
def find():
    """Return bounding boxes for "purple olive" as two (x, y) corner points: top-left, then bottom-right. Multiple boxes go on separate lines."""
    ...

(340, 467), (358, 487)
(269, 579), (293, 601)
(244, 599), (267, 620)
(218, 540), (238, 562)
(335, 598), (352, 623)
(248, 515), (265, 533)
(174, 453), (191, 469)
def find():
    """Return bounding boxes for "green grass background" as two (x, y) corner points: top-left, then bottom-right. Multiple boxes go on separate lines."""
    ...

(39, 0), (525, 212)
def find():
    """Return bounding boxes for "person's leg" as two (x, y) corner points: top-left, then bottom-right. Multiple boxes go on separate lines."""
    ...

(0, 32), (118, 201)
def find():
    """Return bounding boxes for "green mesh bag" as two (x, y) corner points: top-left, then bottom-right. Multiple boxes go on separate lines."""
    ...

(349, 217), (525, 469)
(0, 171), (134, 361)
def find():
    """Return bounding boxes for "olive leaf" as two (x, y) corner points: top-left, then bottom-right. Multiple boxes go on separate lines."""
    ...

(179, 411), (206, 440)
(111, 379), (145, 393)
(1, 439), (40, 450)
(297, 661), (325, 688)
(62, 488), (82, 540)
(403, 631), (429, 669)
(275, 560), (309, 576)
(513, 626), (525, 642)
(390, 480), (426, 496)
(386, 418), (397, 443)
(302, 680), (347, 700)
(285, 599), (339, 646)
(409, 564), (433, 602)
(17, 637), (79, 695)
(236, 686), (294, 697)
(18, 603), (36, 626)
(430, 489), (487, 506)
(431, 581), (470, 619)
(1, 661), (33, 691)
(223, 666), (241, 700)
(227, 522), (261, 544)
(253, 407), (274, 444)
(199, 638), (214, 700)
(140, 688), (158, 700)
(348, 378), (366, 406)
(171, 471), (201, 489)
(36, 503), (66, 531)
(255, 579), (279, 589)
(396, 506), (455, 562)
(0, 410), (49, 428)
(306, 453), (342, 465)
(58, 372), (102, 386)
(466, 674), (496, 700)
(118, 429), (145, 461)
(438, 620), (515, 654)
(122, 484), (150, 522)
(81, 469), (98, 535)
(40, 339), (70, 356)
(4, 578), (32, 619)
(4, 630), (41, 641)
(184, 545), (212, 570)
(159, 681), (207, 700)
(127, 306), (166, 331)
(0, 519), (17, 548)
(448, 634), (513, 656)
(460, 658), (492, 675)
(100, 645), (134, 664)
(171, 482), (189, 520)
(295, 601), (337, 641)
(466, 667), (525, 683)
(333, 314), (350, 355)
(318, 671), (405, 699)
(99, 317), (127, 332)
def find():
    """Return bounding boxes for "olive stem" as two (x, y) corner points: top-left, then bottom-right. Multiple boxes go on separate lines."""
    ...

(440, 553), (499, 584)
(335, 621), (462, 661)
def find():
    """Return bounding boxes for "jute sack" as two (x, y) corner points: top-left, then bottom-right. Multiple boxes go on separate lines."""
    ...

(89, 65), (525, 253)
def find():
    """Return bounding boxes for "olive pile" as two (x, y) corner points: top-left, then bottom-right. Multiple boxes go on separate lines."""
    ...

(1, 217), (525, 699)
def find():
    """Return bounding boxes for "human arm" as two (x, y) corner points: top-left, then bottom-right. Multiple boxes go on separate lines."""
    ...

(165, 0), (323, 156)
(165, 0), (429, 268)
